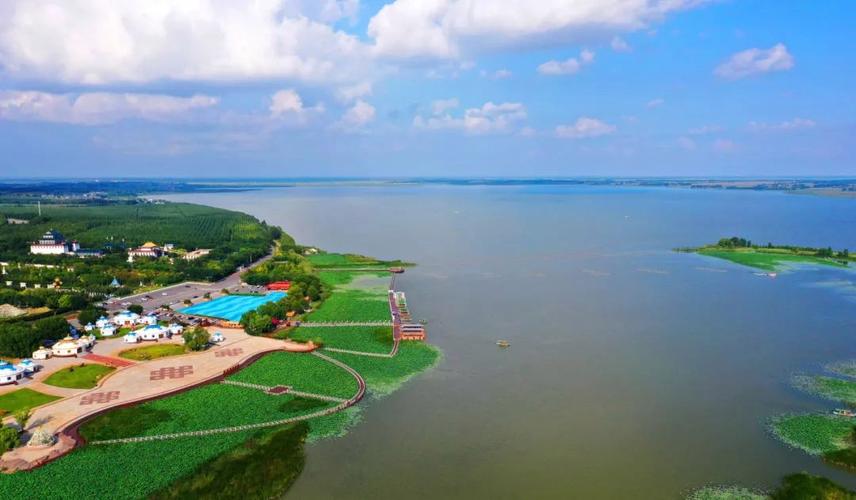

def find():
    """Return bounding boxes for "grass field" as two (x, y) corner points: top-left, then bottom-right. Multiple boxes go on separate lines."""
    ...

(43, 363), (115, 389)
(697, 249), (847, 272)
(793, 375), (856, 404)
(288, 326), (394, 354)
(119, 344), (186, 361)
(770, 414), (854, 454)
(0, 388), (60, 414)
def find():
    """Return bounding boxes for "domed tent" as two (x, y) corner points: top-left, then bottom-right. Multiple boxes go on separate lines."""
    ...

(0, 361), (24, 385)
(52, 336), (84, 357)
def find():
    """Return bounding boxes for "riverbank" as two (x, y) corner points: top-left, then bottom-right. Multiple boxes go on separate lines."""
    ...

(678, 237), (854, 271)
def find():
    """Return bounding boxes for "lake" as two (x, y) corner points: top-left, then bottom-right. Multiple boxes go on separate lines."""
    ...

(162, 184), (856, 499)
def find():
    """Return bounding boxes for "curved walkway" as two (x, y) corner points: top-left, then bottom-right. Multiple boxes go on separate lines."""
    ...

(87, 351), (366, 445)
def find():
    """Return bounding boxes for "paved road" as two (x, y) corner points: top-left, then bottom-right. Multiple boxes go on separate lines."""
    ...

(104, 250), (274, 314)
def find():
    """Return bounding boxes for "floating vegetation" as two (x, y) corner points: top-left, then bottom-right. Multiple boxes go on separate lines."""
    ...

(686, 485), (766, 500)
(792, 375), (856, 405)
(826, 360), (856, 380)
(770, 414), (854, 455)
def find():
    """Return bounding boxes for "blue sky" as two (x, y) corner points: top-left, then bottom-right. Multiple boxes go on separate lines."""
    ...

(0, 0), (853, 178)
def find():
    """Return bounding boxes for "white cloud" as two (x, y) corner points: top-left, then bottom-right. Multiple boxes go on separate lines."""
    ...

(611, 36), (631, 52)
(414, 101), (527, 134)
(336, 99), (376, 129)
(714, 43), (794, 80)
(0, 90), (217, 125)
(269, 89), (324, 124)
(646, 98), (664, 108)
(481, 68), (512, 80)
(368, 0), (707, 59)
(538, 49), (595, 76)
(0, 0), (372, 85)
(279, 0), (360, 24)
(747, 117), (816, 132)
(555, 117), (616, 139)
(431, 98), (459, 115)
(335, 82), (373, 103)
(713, 138), (737, 152)
(688, 124), (722, 135)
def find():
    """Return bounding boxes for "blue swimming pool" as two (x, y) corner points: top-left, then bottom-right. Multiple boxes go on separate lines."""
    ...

(179, 292), (286, 322)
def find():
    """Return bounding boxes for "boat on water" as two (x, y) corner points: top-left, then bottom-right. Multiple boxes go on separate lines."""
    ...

(496, 340), (510, 348)
(833, 408), (856, 417)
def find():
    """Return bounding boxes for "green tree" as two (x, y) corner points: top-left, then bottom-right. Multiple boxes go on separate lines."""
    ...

(182, 326), (210, 351)
(13, 409), (30, 430)
(0, 426), (19, 454)
(128, 304), (144, 314)
(77, 307), (105, 326)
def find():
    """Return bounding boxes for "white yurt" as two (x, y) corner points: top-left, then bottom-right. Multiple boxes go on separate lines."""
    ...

(0, 362), (25, 385)
(52, 337), (84, 357)
(140, 314), (158, 326)
(112, 311), (141, 326)
(123, 332), (140, 344)
(32, 347), (52, 360)
(168, 323), (184, 335)
(139, 324), (167, 341)
(84, 323), (95, 332)
(100, 325), (117, 337)
(16, 359), (40, 374)
(211, 331), (225, 343)
(95, 316), (111, 329)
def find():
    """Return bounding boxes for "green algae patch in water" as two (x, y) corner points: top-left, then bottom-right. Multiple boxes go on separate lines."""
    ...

(770, 414), (854, 455)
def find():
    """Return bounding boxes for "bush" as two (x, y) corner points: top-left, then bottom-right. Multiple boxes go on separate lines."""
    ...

(128, 304), (144, 315)
(0, 426), (19, 454)
(78, 307), (106, 326)
(182, 327), (210, 351)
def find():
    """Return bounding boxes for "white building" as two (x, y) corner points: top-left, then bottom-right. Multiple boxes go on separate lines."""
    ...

(139, 324), (168, 341)
(167, 323), (184, 336)
(210, 331), (225, 343)
(95, 316), (111, 329)
(0, 362), (24, 385)
(16, 359), (40, 374)
(29, 230), (77, 255)
(52, 337), (84, 357)
(128, 242), (164, 259)
(84, 323), (95, 332)
(112, 311), (141, 326)
(100, 325), (117, 337)
(32, 347), (52, 360)
(140, 314), (158, 326)
(123, 332), (140, 344)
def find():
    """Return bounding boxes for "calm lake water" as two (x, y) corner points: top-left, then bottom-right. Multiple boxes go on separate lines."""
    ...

(163, 185), (856, 499)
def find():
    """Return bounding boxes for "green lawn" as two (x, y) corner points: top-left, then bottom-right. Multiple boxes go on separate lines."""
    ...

(288, 326), (394, 354)
(697, 249), (848, 272)
(119, 343), (187, 361)
(770, 414), (854, 454)
(43, 363), (116, 389)
(0, 388), (61, 415)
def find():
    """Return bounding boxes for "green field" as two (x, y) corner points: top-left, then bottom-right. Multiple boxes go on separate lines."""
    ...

(119, 343), (187, 361)
(770, 414), (854, 454)
(697, 249), (847, 272)
(43, 363), (115, 389)
(0, 388), (60, 414)
(288, 326), (394, 354)
(793, 375), (856, 404)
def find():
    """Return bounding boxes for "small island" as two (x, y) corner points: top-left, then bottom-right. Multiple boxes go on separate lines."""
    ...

(678, 237), (854, 271)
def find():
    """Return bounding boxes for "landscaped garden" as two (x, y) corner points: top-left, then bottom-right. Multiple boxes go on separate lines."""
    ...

(119, 344), (187, 361)
(0, 388), (60, 414)
(43, 363), (115, 389)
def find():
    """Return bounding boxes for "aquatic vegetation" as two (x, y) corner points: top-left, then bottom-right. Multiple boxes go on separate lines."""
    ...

(149, 423), (308, 500)
(768, 472), (855, 499)
(793, 375), (856, 404)
(328, 342), (441, 398)
(306, 406), (362, 442)
(228, 352), (359, 399)
(824, 446), (856, 472)
(308, 253), (409, 269)
(288, 326), (394, 354)
(0, 388), (60, 414)
(305, 289), (390, 322)
(827, 360), (856, 379)
(687, 486), (766, 500)
(696, 249), (846, 272)
(770, 414), (854, 454)
(318, 270), (387, 287)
